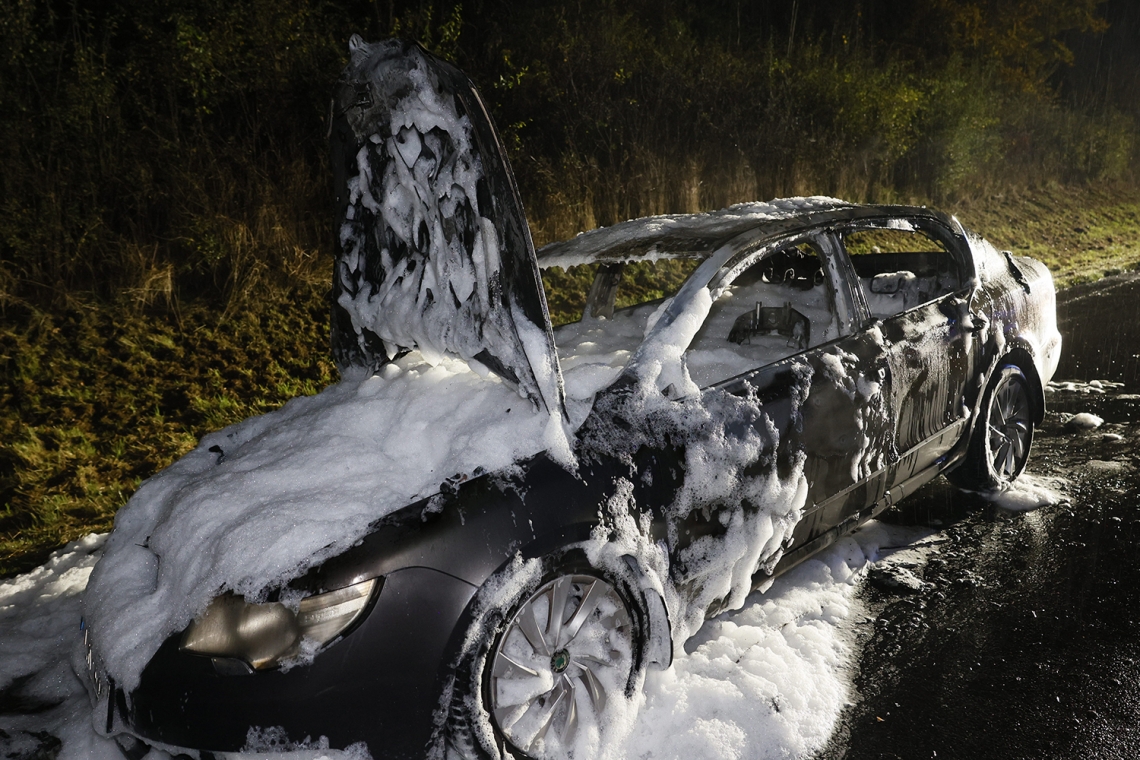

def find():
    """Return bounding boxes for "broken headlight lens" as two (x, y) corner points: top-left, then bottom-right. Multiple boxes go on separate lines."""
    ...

(180, 578), (377, 670)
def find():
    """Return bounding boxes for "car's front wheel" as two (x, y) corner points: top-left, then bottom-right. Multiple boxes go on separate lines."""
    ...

(444, 554), (647, 760)
(951, 364), (1035, 490)
(488, 572), (636, 758)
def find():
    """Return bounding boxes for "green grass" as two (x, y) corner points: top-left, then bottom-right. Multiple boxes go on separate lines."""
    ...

(947, 182), (1140, 288)
(0, 285), (336, 576)
(3, 182), (1140, 578)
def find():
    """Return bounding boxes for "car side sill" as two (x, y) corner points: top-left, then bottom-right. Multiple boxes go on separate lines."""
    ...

(765, 450), (956, 585)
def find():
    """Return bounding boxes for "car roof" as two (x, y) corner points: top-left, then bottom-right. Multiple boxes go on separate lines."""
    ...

(535, 199), (958, 269)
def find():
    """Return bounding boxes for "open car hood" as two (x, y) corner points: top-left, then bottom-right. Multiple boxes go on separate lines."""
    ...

(329, 37), (565, 418)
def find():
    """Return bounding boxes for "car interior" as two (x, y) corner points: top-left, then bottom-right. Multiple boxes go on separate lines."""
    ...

(685, 242), (842, 387)
(550, 224), (965, 394)
(841, 227), (963, 319)
(551, 242), (845, 391)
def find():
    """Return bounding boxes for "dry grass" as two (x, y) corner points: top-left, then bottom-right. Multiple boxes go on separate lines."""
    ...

(0, 286), (336, 576)
(947, 182), (1140, 287)
(3, 181), (1140, 577)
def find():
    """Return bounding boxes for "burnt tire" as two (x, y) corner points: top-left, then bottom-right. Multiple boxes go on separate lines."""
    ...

(949, 364), (1035, 491)
(443, 552), (647, 760)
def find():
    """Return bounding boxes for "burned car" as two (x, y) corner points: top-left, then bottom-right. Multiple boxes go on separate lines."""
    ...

(79, 38), (1061, 760)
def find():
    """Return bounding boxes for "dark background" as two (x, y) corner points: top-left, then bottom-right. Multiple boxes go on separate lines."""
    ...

(1, 0), (1138, 574)
(2, 0), (1136, 305)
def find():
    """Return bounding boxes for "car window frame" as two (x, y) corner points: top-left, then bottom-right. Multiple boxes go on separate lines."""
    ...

(594, 212), (975, 393)
(830, 215), (977, 327)
(704, 230), (859, 335)
(616, 227), (864, 392)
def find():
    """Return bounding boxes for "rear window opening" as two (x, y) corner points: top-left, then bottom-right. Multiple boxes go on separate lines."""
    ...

(843, 226), (962, 319)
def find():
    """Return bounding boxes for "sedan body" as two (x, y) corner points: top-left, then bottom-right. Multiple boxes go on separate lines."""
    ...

(80, 38), (1061, 760)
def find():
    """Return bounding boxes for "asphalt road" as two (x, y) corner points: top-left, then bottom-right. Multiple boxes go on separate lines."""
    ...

(820, 273), (1140, 759)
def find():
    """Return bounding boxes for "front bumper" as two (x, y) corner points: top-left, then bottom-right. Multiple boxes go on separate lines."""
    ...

(110, 567), (477, 758)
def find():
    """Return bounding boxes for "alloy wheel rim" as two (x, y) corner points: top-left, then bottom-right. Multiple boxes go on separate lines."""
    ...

(489, 574), (633, 758)
(987, 375), (1031, 482)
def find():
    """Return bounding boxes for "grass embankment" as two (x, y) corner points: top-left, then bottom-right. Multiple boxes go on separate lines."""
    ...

(3, 182), (1140, 577)
(0, 289), (336, 576)
(948, 182), (1140, 288)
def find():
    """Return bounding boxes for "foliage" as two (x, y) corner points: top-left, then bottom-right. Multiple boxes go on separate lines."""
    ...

(929, 0), (1108, 91)
(2, 0), (1140, 572)
(2, 0), (1133, 306)
(0, 0), (356, 308)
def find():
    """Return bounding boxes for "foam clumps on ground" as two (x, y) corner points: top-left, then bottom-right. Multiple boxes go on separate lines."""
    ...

(1046, 379), (1124, 395)
(612, 521), (935, 760)
(983, 473), (1069, 512)
(1064, 412), (1105, 430)
(1, 522), (937, 760)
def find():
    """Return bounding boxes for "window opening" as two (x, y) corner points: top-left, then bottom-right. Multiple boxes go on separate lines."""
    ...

(551, 257), (703, 394)
(843, 225), (961, 319)
(686, 239), (841, 388)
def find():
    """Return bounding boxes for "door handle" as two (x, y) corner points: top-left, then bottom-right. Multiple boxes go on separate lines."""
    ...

(941, 296), (987, 334)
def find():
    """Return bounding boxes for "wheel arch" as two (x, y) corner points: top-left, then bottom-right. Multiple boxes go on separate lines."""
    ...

(994, 343), (1046, 424)
(948, 341), (1044, 486)
(483, 521), (675, 673)
(430, 527), (673, 759)
(490, 529), (675, 672)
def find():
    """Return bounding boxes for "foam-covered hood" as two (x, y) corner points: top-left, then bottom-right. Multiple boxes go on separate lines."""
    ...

(329, 37), (565, 417)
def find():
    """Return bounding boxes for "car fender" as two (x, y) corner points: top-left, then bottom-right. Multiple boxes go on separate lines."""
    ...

(452, 525), (674, 672)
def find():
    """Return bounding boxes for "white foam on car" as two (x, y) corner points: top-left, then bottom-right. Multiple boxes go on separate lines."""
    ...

(68, 192), (1061, 757)
(685, 275), (841, 388)
(535, 198), (850, 270)
(3, 522), (934, 760)
(332, 38), (563, 415)
(83, 353), (575, 697)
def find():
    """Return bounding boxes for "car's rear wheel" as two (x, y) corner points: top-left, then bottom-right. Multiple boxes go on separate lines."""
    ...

(950, 364), (1035, 490)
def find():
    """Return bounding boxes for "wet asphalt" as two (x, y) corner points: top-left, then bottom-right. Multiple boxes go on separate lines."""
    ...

(820, 273), (1140, 760)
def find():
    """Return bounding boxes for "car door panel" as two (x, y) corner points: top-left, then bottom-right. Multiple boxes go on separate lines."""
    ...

(705, 326), (894, 585)
(834, 219), (980, 491)
(878, 291), (973, 478)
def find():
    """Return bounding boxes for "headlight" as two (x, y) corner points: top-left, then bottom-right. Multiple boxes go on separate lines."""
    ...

(180, 578), (378, 670)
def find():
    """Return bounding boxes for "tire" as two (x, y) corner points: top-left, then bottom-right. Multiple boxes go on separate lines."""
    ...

(445, 553), (647, 760)
(949, 364), (1035, 490)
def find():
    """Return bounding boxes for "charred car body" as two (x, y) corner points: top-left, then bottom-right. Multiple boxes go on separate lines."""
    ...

(79, 38), (1061, 760)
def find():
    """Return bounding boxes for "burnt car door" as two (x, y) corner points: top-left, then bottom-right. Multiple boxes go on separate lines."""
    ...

(833, 217), (980, 494)
(664, 230), (897, 606)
